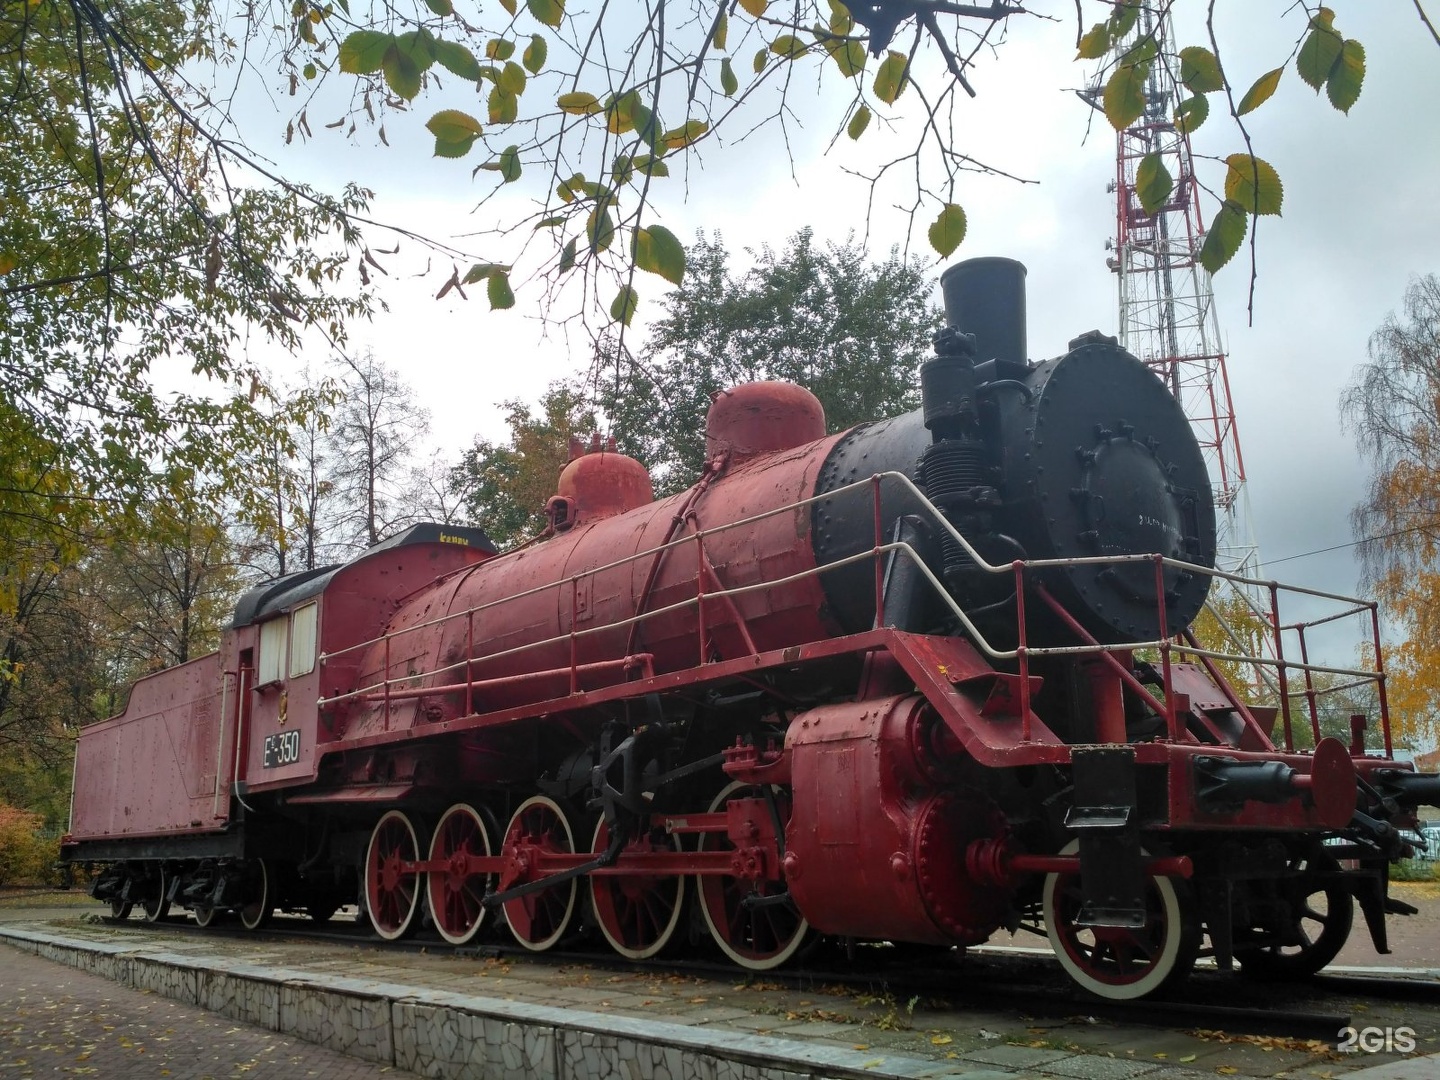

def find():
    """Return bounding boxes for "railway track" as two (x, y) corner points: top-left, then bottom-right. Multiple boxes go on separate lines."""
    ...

(90, 912), (1440, 1044)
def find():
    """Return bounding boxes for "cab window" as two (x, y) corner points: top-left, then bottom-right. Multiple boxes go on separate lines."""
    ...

(289, 602), (318, 678)
(258, 618), (287, 685)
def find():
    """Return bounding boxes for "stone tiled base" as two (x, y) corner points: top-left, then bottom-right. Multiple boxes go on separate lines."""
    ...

(0, 926), (1013, 1079)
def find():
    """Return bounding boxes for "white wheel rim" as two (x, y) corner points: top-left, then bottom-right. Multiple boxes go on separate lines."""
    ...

(144, 866), (169, 923)
(589, 817), (685, 960)
(365, 810), (422, 941)
(1042, 840), (1183, 1001)
(240, 860), (270, 930)
(501, 796), (576, 952)
(427, 803), (492, 946)
(696, 782), (809, 971)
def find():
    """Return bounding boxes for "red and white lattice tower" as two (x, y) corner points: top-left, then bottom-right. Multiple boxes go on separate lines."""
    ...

(1102, 10), (1269, 654)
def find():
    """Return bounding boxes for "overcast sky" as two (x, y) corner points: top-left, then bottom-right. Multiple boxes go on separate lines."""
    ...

(229, 2), (1439, 664)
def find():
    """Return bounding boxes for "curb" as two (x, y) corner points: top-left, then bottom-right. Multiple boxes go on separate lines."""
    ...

(0, 925), (1023, 1080)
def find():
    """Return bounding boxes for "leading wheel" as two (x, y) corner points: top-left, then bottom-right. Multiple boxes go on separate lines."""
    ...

(426, 803), (495, 946)
(365, 810), (424, 940)
(238, 859), (274, 931)
(109, 898), (133, 920)
(141, 866), (170, 923)
(1235, 850), (1354, 980)
(589, 818), (685, 960)
(500, 796), (578, 952)
(1043, 841), (1199, 1000)
(696, 782), (809, 971)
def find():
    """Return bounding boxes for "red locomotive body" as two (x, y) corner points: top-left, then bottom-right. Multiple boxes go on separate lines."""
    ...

(67, 259), (1440, 998)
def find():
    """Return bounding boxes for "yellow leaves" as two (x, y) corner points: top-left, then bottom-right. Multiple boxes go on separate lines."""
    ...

(873, 51), (908, 104)
(557, 92), (602, 116)
(846, 104), (870, 140)
(738, 0), (767, 16)
(662, 119), (709, 151)
(0, 253), (16, 276)
(1237, 67), (1283, 116)
(928, 204), (966, 258)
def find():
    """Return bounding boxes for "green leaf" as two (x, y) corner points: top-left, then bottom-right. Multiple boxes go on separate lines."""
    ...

(1076, 23), (1110, 60)
(873, 51), (908, 104)
(434, 40), (482, 81)
(382, 44), (423, 99)
(433, 136), (477, 158)
(1174, 94), (1209, 134)
(1310, 7), (1337, 30)
(662, 119), (708, 150)
(302, 62), (317, 80)
(488, 86), (519, 124)
(927, 203), (966, 258)
(462, 262), (511, 284)
(1326, 39), (1365, 114)
(713, 12), (728, 51)
(556, 172), (585, 202)
(634, 225), (685, 285)
(425, 0), (453, 15)
(1223, 154), (1283, 216)
(632, 154), (669, 177)
(830, 39), (865, 78)
(753, 48), (768, 75)
(770, 34), (806, 60)
(426, 109), (483, 142)
(610, 284), (639, 326)
(559, 237), (578, 272)
(828, 0), (853, 35)
(1178, 46), (1223, 93)
(1122, 37), (1156, 66)
(847, 103), (870, 140)
(1297, 25), (1343, 91)
(486, 38), (515, 61)
(499, 144), (522, 182)
(720, 57), (738, 96)
(738, 0), (767, 16)
(535, 216), (566, 228)
(1108, 0), (1139, 39)
(586, 206), (615, 252)
(523, 34), (547, 74)
(499, 0), (516, 13)
(1236, 67), (1282, 116)
(557, 92), (602, 115)
(396, 29), (437, 70)
(499, 60), (527, 95)
(1134, 152), (1173, 215)
(527, 0), (564, 28)
(339, 31), (391, 74)
(1102, 62), (1149, 130)
(488, 272), (515, 310)
(1198, 200), (1248, 274)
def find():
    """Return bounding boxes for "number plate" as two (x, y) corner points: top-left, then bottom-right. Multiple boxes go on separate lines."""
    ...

(262, 730), (302, 769)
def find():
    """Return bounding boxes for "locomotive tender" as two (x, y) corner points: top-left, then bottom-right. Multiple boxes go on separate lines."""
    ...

(65, 258), (1440, 1000)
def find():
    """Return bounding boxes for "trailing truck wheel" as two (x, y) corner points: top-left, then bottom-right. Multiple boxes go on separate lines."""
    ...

(109, 899), (133, 920)
(696, 783), (809, 972)
(426, 803), (495, 946)
(1043, 841), (1200, 1000)
(1234, 851), (1354, 980)
(193, 903), (221, 928)
(238, 860), (274, 931)
(142, 866), (171, 923)
(365, 810), (424, 941)
(501, 796), (578, 952)
(588, 818), (685, 960)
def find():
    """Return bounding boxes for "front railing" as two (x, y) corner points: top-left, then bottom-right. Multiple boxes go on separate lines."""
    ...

(316, 472), (1392, 755)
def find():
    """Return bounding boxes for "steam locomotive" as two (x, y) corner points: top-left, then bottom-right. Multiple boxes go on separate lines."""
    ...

(64, 258), (1439, 1000)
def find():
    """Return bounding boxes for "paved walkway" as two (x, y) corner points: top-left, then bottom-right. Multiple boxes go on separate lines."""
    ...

(0, 945), (415, 1079)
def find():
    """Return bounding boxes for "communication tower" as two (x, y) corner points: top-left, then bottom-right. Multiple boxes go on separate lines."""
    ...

(1099, 9), (1272, 669)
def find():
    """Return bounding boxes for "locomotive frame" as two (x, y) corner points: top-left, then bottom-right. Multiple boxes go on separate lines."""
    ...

(64, 259), (1440, 1001)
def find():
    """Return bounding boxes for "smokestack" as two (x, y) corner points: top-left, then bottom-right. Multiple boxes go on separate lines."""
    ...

(939, 257), (1028, 366)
